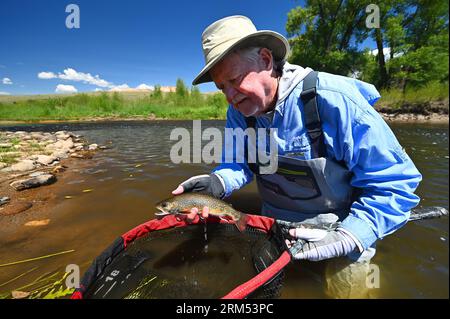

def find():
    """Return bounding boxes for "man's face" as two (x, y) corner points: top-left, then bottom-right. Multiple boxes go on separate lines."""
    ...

(209, 49), (277, 117)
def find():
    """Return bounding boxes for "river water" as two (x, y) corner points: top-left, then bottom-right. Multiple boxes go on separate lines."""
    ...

(0, 120), (448, 298)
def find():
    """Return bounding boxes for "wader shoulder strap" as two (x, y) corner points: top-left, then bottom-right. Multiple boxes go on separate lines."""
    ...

(243, 71), (326, 173)
(244, 116), (259, 174)
(300, 71), (327, 158)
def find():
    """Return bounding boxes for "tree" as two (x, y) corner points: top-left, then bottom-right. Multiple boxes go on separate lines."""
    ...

(151, 84), (163, 100)
(190, 85), (202, 106)
(286, 0), (449, 90)
(286, 0), (372, 76)
(176, 78), (188, 98)
(393, 0), (449, 89)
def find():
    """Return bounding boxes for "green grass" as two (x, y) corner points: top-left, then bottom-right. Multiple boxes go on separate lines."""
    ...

(0, 153), (19, 165)
(0, 82), (448, 122)
(377, 81), (449, 112)
(0, 136), (19, 164)
(0, 91), (228, 122)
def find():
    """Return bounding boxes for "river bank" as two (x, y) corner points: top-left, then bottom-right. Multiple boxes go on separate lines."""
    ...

(0, 111), (448, 125)
(0, 86), (448, 123)
(0, 130), (105, 234)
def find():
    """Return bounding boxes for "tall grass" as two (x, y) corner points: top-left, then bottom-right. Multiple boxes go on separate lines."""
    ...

(1, 81), (448, 121)
(378, 81), (449, 111)
(0, 91), (229, 121)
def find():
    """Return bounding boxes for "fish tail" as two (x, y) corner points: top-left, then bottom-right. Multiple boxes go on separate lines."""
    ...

(235, 213), (249, 232)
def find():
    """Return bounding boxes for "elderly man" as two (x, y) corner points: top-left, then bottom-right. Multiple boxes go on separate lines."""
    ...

(172, 15), (422, 298)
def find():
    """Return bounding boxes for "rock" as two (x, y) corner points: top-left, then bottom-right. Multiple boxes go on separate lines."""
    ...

(31, 132), (44, 140)
(1, 201), (32, 215)
(24, 219), (50, 227)
(56, 133), (71, 140)
(88, 143), (98, 151)
(11, 291), (31, 299)
(0, 162), (7, 169)
(70, 150), (93, 159)
(1, 151), (20, 157)
(10, 160), (36, 172)
(29, 171), (46, 177)
(49, 138), (74, 151)
(0, 143), (12, 148)
(45, 141), (59, 151)
(10, 174), (57, 191)
(35, 155), (56, 165)
(62, 138), (74, 149)
(0, 196), (10, 206)
(52, 165), (66, 174)
(52, 150), (69, 159)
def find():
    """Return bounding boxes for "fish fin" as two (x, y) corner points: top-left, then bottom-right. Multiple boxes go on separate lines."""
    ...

(235, 213), (249, 232)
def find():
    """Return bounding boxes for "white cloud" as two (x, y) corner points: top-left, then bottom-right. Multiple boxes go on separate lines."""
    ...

(136, 83), (154, 90)
(38, 72), (57, 79)
(38, 67), (156, 92)
(109, 84), (130, 91)
(58, 68), (112, 88)
(55, 84), (78, 94)
(370, 47), (403, 60)
(94, 88), (104, 92)
(0, 91), (11, 95)
(38, 68), (113, 88)
(2, 77), (12, 85)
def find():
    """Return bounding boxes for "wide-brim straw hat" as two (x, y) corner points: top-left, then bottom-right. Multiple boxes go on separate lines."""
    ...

(192, 15), (290, 85)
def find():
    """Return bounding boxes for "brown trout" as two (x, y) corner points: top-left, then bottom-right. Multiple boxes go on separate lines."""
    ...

(155, 193), (248, 231)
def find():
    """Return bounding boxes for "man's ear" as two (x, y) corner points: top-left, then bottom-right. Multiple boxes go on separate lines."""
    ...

(259, 48), (274, 71)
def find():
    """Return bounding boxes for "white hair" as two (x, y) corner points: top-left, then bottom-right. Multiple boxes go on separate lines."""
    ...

(234, 46), (284, 76)
(236, 46), (262, 64)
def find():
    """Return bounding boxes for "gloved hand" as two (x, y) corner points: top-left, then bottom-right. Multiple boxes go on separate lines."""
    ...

(286, 227), (358, 261)
(172, 174), (225, 199)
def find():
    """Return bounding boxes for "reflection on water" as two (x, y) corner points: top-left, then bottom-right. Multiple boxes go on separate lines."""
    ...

(0, 120), (448, 298)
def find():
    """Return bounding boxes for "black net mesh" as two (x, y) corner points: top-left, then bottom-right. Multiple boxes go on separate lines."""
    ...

(83, 223), (286, 299)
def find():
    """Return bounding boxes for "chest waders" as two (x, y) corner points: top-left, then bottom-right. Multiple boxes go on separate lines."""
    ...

(245, 71), (355, 223)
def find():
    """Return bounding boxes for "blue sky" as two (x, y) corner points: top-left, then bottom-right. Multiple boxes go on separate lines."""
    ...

(0, 0), (376, 96)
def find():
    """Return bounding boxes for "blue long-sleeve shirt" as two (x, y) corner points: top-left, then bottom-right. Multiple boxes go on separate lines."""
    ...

(212, 70), (422, 250)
